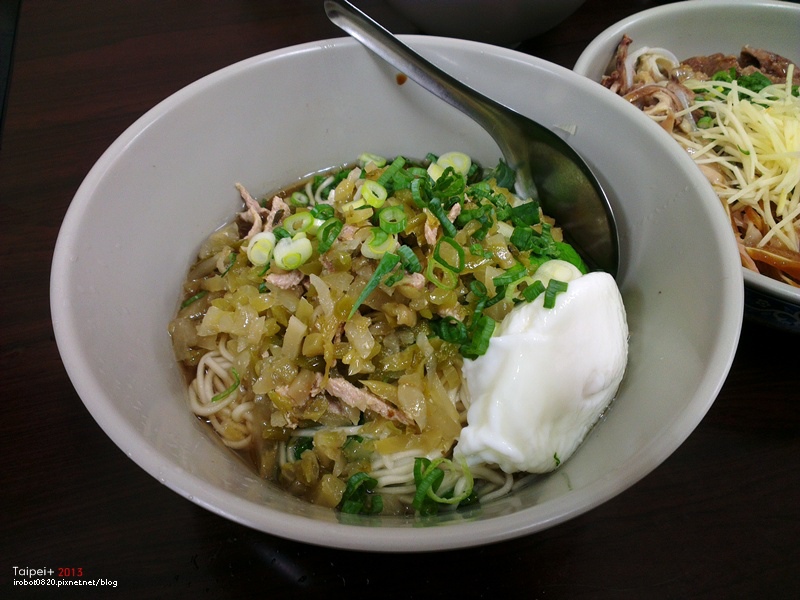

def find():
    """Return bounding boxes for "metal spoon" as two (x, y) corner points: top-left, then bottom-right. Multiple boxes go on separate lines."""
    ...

(324, 0), (619, 275)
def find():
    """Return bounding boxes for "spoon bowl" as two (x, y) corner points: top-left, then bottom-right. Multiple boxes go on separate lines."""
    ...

(324, 0), (619, 275)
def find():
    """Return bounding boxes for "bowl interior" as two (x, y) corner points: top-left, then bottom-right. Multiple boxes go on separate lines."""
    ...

(51, 36), (743, 551)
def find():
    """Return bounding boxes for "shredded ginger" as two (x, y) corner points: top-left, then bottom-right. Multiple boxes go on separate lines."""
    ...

(675, 65), (800, 252)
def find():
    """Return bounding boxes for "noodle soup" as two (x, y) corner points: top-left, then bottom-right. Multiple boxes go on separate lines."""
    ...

(601, 38), (800, 287)
(168, 152), (622, 516)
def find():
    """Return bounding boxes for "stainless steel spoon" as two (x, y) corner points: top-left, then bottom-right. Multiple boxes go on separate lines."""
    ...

(324, 0), (619, 275)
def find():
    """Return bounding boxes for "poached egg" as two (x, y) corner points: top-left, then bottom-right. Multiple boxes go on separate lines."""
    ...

(454, 260), (628, 474)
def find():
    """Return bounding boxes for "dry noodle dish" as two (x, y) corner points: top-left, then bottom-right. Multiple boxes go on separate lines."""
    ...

(169, 152), (629, 516)
(602, 36), (800, 286)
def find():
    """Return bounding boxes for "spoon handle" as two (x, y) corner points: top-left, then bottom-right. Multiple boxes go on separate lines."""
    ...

(324, 0), (619, 275)
(324, 0), (512, 143)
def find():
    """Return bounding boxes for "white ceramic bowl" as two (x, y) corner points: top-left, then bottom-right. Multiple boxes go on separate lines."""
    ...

(574, 0), (800, 332)
(385, 0), (587, 46)
(51, 36), (743, 552)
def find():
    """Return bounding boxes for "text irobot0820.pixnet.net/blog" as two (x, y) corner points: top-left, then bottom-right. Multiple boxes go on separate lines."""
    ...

(11, 566), (118, 589)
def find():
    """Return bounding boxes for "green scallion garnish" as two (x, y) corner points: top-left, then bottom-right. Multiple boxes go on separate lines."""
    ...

(492, 263), (526, 287)
(211, 367), (240, 403)
(396, 244), (421, 273)
(511, 201), (540, 226)
(288, 191), (309, 207)
(220, 251), (237, 276)
(180, 290), (208, 308)
(339, 472), (382, 515)
(432, 236), (465, 273)
(543, 279), (569, 308)
(348, 252), (401, 319)
(291, 436), (314, 460)
(282, 211), (315, 235)
(376, 155), (406, 187)
(310, 203), (334, 220)
(522, 279), (546, 303)
(427, 198), (458, 238)
(411, 457), (475, 515)
(378, 204), (407, 234)
(316, 217), (343, 254)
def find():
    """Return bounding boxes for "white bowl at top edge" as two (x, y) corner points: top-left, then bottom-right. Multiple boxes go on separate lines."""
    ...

(574, 0), (800, 333)
(51, 35), (743, 552)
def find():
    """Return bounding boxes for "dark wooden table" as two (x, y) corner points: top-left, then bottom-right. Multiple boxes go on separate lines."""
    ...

(2, 1), (798, 597)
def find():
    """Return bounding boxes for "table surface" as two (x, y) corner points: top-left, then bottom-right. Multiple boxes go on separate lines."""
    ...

(2, 0), (798, 597)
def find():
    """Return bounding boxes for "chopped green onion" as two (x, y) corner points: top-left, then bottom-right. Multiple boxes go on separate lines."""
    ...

(425, 253), (458, 290)
(411, 457), (474, 514)
(433, 236), (465, 273)
(348, 252), (401, 319)
(522, 279), (546, 303)
(554, 242), (588, 273)
(412, 458), (445, 513)
(712, 67), (736, 83)
(427, 162), (445, 182)
(406, 166), (429, 179)
(543, 279), (568, 308)
(358, 152), (387, 168)
(486, 158), (516, 189)
(510, 226), (535, 251)
(430, 316), (469, 345)
(310, 204), (334, 220)
(339, 472), (382, 515)
(273, 234), (313, 270)
(272, 226), (291, 240)
(220, 251), (237, 276)
(411, 177), (430, 208)
(378, 205), (407, 234)
(511, 201), (540, 226)
(360, 179), (388, 208)
(425, 459), (474, 506)
(425, 255), (459, 290)
(180, 290), (208, 308)
(738, 71), (772, 94)
(390, 168), (414, 190)
(383, 271), (405, 286)
(211, 367), (240, 402)
(469, 280), (488, 299)
(288, 191), (309, 207)
(492, 263), (526, 287)
(377, 156), (406, 187)
(428, 198), (458, 238)
(484, 287), (506, 309)
(361, 227), (397, 259)
(245, 231), (277, 266)
(290, 436), (314, 460)
(282, 211), (315, 235)
(431, 166), (466, 197)
(461, 314), (495, 359)
(697, 115), (714, 129)
(316, 217), (343, 254)
(396, 245), (421, 273)
(435, 151), (472, 177)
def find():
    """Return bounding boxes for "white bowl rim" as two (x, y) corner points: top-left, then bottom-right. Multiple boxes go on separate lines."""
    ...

(51, 35), (744, 552)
